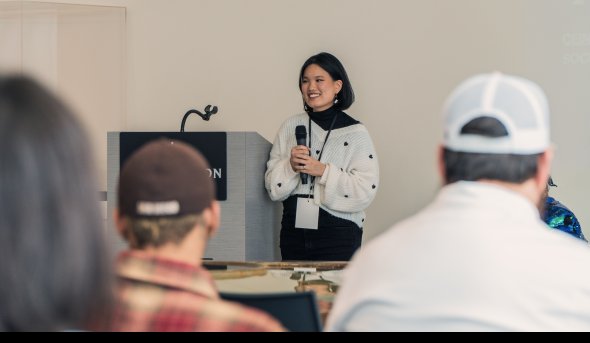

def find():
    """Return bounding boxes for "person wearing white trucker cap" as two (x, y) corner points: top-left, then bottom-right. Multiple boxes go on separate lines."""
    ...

(326, 72), (590, 332)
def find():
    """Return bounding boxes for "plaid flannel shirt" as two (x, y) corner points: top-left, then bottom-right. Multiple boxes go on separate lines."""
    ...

(105, 251), (284, 332)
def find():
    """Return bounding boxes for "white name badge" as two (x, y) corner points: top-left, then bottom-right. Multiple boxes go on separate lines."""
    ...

(295, 197), (319, 230)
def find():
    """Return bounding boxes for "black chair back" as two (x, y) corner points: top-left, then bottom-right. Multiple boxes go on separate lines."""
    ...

(220, 291), (323, 332)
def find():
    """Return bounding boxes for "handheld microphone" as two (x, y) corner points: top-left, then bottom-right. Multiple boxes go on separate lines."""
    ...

(295, 125), (308, 184)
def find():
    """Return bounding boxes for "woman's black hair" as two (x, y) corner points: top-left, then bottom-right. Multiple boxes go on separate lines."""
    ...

(0, 75), (113, 331)
(298, 52), (355, 112)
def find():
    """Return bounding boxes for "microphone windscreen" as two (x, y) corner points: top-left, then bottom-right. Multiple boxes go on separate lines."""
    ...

(295, 125), (306, 139)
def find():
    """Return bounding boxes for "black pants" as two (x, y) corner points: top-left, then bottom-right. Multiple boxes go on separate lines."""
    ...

(280, 195), (363, 261)
(280, 224), (362, 261)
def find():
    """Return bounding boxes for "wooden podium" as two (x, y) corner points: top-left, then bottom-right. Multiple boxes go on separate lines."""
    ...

(107, 132), (281, 261)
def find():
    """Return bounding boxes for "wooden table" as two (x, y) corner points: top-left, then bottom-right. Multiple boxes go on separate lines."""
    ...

(205, 261), (347, 324)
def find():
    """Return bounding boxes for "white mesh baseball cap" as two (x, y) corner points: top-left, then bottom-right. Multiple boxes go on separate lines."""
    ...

(442, 72), (550, 155)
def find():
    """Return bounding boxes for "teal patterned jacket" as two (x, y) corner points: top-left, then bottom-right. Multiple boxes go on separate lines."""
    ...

(544, 197), (586, 242)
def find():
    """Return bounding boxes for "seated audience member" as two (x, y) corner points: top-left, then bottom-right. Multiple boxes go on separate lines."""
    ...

(0, 75), (113, 331)
(105, 139), (284, 332)
(326, 72), (590, 331)
(542, 176), (586, 242)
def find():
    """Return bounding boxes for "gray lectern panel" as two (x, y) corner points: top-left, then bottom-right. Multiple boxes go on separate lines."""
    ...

(245, 133), (281, 261)
(107, 132), (280, 261)
(203, 133), (246, 260)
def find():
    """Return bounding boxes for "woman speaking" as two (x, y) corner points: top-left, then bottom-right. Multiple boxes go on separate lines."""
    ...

(265, 52), (379, 261)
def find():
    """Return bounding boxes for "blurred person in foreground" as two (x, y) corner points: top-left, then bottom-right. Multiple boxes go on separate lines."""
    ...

(103, 139), (284, 332)
(326, 72), (590, 332)
(0, 75), (113, 331)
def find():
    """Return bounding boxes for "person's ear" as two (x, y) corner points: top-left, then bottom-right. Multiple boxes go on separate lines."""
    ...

(437, 145), (447, 184)
(334, 80), (343, 95)
(114, 209), (136, 247)
(202, 201), (220, 239)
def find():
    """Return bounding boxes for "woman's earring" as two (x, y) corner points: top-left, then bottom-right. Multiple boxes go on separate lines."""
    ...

(334, 97), (339, 104)
(304, 104), (310, 112)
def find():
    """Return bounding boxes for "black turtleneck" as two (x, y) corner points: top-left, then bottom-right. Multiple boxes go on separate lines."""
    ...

(308, 106), (359, 131)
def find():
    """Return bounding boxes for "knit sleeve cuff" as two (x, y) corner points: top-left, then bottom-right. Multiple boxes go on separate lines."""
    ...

(284, 158), (298, 178)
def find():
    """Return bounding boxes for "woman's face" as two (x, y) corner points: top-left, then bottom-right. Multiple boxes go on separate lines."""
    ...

(301, 64), (343, 112)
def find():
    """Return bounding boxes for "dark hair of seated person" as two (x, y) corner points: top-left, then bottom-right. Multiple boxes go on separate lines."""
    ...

(0, 75), (113, 331)
(444, 116), (541, 185)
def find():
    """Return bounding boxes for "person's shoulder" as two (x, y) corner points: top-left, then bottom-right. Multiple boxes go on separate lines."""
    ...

(338, 111), (360, 126)
(282, 112), (308, 124)
(545, 197), (579, 223)
(537, 220), (590, 255)
(351, 214), (421, 266)
(334, 121), (372, 138)
(546, 196), (571, 211)
(333, 112), (368, 131)
(276, 113), (309, 132)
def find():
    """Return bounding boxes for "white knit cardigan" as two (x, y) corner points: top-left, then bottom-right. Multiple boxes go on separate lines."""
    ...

(265, 113), (379, 228)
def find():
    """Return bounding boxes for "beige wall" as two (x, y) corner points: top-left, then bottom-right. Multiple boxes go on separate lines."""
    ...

(2, 0), (589, 243)
(0, 1), (126, 192)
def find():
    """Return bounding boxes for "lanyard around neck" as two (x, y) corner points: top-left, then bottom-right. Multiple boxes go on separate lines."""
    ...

(309, 112), (338, 162)
(308, 112), (338, 185)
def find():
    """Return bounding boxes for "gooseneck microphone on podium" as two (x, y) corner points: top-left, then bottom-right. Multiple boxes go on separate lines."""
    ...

(180, 105), (219, 132)
(295, 125), (308, 184)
